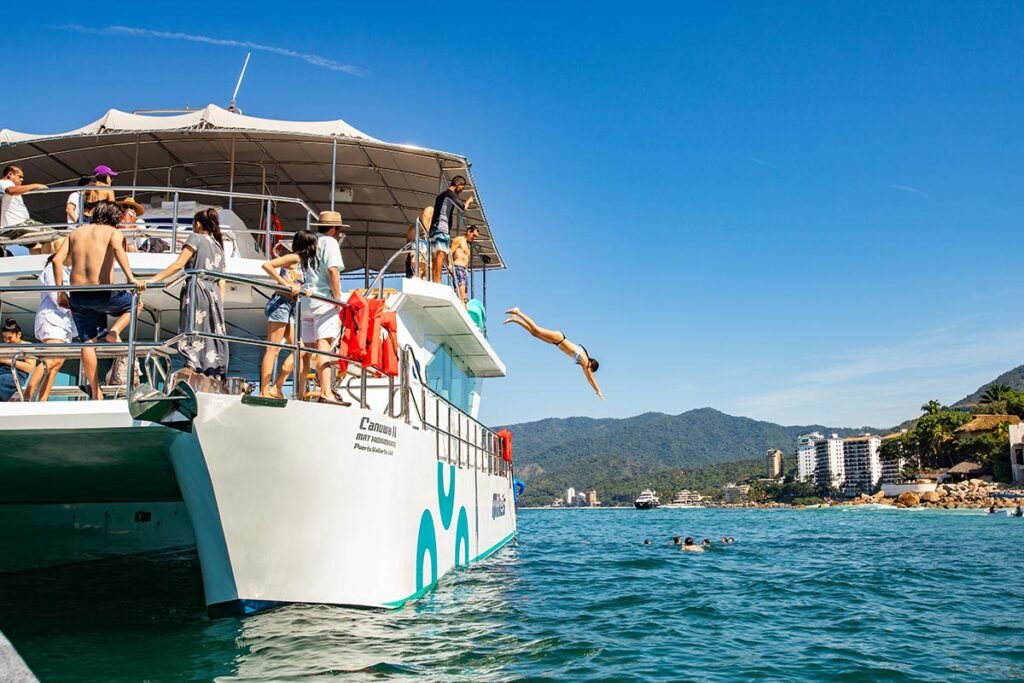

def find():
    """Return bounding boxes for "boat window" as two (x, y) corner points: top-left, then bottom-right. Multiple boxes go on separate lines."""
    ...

(425, 344), (477, 414)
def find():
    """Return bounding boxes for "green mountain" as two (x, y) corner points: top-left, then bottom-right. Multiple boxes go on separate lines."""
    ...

(503, 407), (876, 474)
(501, 407), (879, 506)
(955, 364), (1024, 406)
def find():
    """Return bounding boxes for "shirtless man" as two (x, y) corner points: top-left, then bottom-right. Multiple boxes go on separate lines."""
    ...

(450, 225), (479, 305)
(52, 200), (141, 400)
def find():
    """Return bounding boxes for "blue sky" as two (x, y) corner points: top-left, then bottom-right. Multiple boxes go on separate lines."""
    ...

(9, 2), (1024, 428)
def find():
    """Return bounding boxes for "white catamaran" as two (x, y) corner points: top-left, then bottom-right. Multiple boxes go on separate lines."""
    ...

(0, 105), (517, 615)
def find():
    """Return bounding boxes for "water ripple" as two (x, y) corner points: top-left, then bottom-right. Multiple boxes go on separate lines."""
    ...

(0, 508), (1022, 681)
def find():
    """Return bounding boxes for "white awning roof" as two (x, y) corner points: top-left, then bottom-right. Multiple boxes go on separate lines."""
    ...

(0, 105), (504, 271)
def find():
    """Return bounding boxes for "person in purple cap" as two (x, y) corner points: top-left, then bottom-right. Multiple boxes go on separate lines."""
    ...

(82, 165), (117, 223)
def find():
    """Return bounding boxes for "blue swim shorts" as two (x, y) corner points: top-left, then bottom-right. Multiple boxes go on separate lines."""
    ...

(264, 294), (295, 324)
(454, 264), (468, 288)
(428, 229), (451, 253)
(69, 290), (134, 342)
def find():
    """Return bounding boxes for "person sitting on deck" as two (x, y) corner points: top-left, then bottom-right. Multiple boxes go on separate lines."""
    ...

(0, 165), (47, 230)
(143, 209), (229, 381)
(428, 176), (474, 284)
(450, 225), (479, 306)
(52, 201), (142, 400)
(0, 318), (36, 401)
(259, 230), (316, 399)
(503, 307), (604, 400)
(27, 241), (78, 401)
(116, 197), (147, 253)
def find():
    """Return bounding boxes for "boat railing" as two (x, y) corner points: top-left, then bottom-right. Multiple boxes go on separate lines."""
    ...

(0, 185), (318, 258)
(396, 344), (508, 477)
(0, 272), (508, 477)
(177, 270), (509, 478)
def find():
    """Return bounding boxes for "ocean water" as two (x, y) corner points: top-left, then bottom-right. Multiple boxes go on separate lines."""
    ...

(1, 507), (1023, 682)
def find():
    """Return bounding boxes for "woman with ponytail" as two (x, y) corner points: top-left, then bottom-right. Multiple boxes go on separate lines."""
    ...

(144, 209), (229, 378)
(258, 229), (317, 398)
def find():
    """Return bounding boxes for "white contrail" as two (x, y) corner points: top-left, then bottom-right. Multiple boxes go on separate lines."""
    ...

(891, 184), (929, 199)
(58, 24), (364, 76)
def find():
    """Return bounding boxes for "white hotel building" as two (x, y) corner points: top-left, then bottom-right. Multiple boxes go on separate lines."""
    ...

(796, 432), (824, 483)
(797, 432), (883, 494)
(842, 435), (882, 495)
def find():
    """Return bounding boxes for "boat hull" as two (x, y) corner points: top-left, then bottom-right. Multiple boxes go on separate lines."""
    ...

(634, 501), (659, 510)
(174, 393), (517, 612)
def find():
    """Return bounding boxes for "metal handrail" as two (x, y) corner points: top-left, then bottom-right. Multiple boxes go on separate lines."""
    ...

(4, 184), (319, 259)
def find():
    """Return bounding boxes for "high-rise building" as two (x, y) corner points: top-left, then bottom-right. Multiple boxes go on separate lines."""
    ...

(796, 432), (823, 483)
(586, 490), (599, 507)
(565, 487), (576, 507)
(842, 435), (882, 494)
(765, 448), (784, 478)
(576, 492), (588, 507)
(814, 434), (845, 491)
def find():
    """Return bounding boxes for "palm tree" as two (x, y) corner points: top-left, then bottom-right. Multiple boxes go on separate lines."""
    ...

(921, 400), (943, 415)
(979, 384), (1012, 405)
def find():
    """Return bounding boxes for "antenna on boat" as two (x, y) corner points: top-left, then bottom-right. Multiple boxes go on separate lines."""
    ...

(227, 52), (251, 113)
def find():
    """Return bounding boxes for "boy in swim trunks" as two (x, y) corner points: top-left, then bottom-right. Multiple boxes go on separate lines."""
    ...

(52, 200), (141, 400)
(450, 225), (479, 305)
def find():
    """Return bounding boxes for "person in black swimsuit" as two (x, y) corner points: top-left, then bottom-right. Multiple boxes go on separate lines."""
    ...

(503, 306), (603, 399)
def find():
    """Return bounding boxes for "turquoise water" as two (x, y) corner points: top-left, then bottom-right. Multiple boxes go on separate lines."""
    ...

(1, 507), (1023, 682)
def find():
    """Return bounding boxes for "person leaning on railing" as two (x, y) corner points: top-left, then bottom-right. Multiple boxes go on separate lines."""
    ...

(258, 230), (316, 399)
(142, 209), (229, 380)
(0, 318), (36, 402)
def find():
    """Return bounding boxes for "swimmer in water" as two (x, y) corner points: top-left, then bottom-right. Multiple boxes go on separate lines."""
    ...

(701, 539), (712, 548)
(681, 537), (704, 552)
(671, 536), (682, 546)
(643, 539), (651, 545)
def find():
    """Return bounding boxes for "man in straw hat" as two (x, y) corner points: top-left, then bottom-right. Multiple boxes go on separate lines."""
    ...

(301, 210), (349, 405)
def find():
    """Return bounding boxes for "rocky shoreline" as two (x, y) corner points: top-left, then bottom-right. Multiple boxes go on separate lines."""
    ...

(711, 479), (1024, 509)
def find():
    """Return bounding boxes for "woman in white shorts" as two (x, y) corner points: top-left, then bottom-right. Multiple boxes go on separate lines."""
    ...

(29, 246), (78, 400)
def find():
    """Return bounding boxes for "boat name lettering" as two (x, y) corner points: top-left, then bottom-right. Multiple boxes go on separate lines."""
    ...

(492, 494), (507, 518)
(359, 417), (397, 438)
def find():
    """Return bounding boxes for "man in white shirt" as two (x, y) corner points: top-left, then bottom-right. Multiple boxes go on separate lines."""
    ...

(0, 165), (47, 228)
(300, 210), (347, 405)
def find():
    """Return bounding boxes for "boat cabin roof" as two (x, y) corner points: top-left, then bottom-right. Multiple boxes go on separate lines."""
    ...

(0, 105), (505, 272)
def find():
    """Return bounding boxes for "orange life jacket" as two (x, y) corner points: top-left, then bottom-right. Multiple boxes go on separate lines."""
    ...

(496, 430), (513, 462)
(376, 311), (400, 377)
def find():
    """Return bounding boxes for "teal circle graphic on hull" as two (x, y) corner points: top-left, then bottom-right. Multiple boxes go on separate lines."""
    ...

(416, 509), (437, 591)
(437, 462), (456, 530)
(455, 507), (470, 566)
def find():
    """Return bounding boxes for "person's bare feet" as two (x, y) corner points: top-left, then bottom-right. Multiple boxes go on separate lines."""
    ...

(505, 307), (521, 316)
(504, 317), (517, 325)
(259, 388), (284, 399)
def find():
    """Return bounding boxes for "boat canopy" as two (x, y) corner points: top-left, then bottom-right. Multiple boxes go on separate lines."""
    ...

(0, 105), (504, 271)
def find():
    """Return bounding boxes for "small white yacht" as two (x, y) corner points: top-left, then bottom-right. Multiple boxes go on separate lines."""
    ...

(634, 489), (660, 510)
(0, 105), (516, 614)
